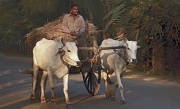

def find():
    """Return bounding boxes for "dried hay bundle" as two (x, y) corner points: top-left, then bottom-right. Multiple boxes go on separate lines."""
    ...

(115, 28), (125, 41)
(24, 15), (100, 51)
(85, 21), (100, 47)
(85, 20), (100, 36)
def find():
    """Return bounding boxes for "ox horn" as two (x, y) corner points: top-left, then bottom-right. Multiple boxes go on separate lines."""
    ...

(61, 38), (65, 46)
(136, 40), (141, 48)
(137, 40), (140, 43)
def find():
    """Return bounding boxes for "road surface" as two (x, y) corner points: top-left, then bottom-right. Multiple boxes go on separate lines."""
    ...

(0, 54), (180, 109)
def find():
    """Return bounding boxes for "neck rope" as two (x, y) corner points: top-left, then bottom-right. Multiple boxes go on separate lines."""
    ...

(115, 48), (131, 63)
(60, 52), (77, 67)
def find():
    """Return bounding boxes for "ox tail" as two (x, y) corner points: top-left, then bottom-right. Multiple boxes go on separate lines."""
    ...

(19, 58), (34, 74)
(19, 69), (33, 74)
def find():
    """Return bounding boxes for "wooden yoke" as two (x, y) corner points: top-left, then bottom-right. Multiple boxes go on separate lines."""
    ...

(79, 46), (125, 63)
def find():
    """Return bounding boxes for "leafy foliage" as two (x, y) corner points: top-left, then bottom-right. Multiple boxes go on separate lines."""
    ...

(103, 0), (180, 76)
(21, 0), (69, 15)
(0, 0), (69, 51)
(104, 0), (180, 43)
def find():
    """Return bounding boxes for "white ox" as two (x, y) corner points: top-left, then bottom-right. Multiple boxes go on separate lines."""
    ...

(100, 38), (140, 104)
(31, 38), (81, 107)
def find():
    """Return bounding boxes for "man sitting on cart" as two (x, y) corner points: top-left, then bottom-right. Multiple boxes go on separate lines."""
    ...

(62, 4), (88, 60)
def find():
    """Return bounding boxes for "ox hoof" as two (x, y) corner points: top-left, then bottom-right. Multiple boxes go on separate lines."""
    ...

(120, 86), (123, 90)
(120, 100), (126, 104)
(111, 96), (116, 101)
(106, 95), (110, 99)
(51, 99), (56, 105)
(66, 102), (72, 109)
(41, 99), (46, 103)
(105, 92), (111, 99)
(30, 95), (36, 101)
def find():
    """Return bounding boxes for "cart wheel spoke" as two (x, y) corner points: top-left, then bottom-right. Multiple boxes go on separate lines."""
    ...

(87, 73), (91, 88)
(92, 72), (97, 83)
(81, 64), (101, 96)
(81, 71), (85, 80)
(84, 73), (89, 82)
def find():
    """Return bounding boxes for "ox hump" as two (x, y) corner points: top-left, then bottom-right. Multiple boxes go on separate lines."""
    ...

(35, 38), (55, 48)
(100, 38), (121, 47)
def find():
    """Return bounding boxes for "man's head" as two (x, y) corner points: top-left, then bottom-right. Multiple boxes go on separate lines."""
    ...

(70, 4), (78, 15)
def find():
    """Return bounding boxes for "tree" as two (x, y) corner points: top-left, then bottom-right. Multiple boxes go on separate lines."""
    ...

(104, 0), (180, 75)
(0, 0), (69, 52)
(21, 0), (70, 15)
(0, 0), (23, 50)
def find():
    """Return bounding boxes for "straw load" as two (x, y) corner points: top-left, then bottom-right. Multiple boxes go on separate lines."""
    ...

(115, 28), (125, 41)
(24, 15), (101, 52)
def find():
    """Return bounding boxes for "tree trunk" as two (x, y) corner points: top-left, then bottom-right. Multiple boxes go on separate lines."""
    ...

(152, 39), (166, 75)
(88, 9), (93, 22)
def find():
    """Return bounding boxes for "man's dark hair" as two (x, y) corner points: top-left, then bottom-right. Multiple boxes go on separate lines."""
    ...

(71, 4), (78, 9)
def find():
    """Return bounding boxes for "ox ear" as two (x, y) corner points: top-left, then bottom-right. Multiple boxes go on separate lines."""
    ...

(113, 49), (122, 57)
(55, 48), (64, 56)
(136, 40), (141, 48)
(123, 38), (128, 46)
(113, 49), (119, 55)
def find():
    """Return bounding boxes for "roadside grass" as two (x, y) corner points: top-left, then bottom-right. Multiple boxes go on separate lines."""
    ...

(0, 51), (32, 58)
(126, 63), (180, 83)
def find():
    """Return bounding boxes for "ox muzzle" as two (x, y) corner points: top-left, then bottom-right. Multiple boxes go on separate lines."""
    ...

(131, 59), (138, 63)
(76, 61), (82, 67)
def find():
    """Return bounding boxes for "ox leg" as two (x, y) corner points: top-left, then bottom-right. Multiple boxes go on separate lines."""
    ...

(40, 71), (48, 103)
(115, 71), (126, 104)
(63, 74), (72, 108)
(47, 72), (56, 104)
(102, 71), (111, 99)
(113, 82), (119, 99)
(107, 74), (116, 101)
(103, 72), (116, 101)
(31, 64), (39, 101)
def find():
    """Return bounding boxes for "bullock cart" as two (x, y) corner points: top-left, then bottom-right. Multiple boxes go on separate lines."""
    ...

(19, 45), (125, 98)
(18, 15), (126, 102)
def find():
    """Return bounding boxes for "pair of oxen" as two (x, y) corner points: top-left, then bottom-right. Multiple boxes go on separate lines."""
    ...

(20, 38), (140, 108)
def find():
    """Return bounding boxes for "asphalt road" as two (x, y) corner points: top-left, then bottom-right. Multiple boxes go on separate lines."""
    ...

(0, 54), (180, 109)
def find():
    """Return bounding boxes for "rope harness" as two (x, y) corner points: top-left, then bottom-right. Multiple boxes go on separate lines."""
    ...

(114, 48), (129, 65)
(59, 47), (79, 67)
(60, 52), (69, 66)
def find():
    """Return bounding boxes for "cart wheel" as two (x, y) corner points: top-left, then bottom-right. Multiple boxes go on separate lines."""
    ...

(81, 64), (101, 96)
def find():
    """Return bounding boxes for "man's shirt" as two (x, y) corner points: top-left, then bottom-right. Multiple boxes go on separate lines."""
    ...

(62, 14), (85, 35)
